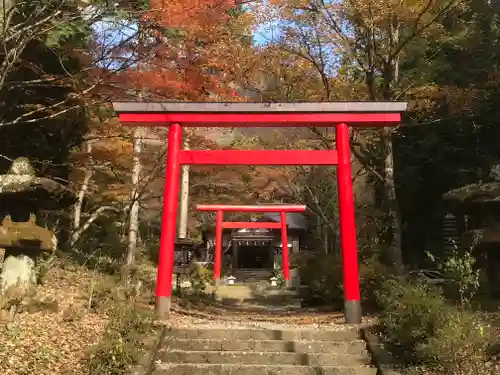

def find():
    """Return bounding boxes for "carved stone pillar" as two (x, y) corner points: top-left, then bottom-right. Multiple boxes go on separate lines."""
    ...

(268, 243), (274, 269)
(232, 240), (239, 270)
(292, 236), (299, 253)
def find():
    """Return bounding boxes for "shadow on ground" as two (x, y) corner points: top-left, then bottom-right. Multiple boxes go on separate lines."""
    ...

(173, 283), (341, 317)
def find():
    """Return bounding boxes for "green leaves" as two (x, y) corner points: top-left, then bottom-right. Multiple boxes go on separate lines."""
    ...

(442, 247), (481, 307)
(45, 21), (89, 48)
(426, 242), (481, 307)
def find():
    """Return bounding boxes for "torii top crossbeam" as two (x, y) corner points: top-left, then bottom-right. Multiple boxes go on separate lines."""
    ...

(113, 101), (407, 127)
(197, 204), (307, 212)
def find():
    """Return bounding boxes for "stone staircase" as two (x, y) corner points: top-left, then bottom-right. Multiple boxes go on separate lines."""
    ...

(151, 327), (376, 375)
(231, 268), (272, 283)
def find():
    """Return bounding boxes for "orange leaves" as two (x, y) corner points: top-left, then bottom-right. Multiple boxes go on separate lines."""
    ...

(237, 46), (335, 102)
(100, 183), (131, 201)
(120, 0), (249, 102)
(92, 138), (133, 169)
(342, 0), (451, 37)
(69, 112), (136, 205)
(147, 0), (235, 33)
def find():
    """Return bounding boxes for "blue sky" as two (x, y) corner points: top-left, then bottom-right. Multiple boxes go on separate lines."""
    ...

(92, 16), (138, 69)
(93, 0), (275, 54)
(94, 17), (342, 76)
(96, 19), (271, 50)
(92, 6), (278, 69)
(92, 9), (341, 75)
(253, 22), (279, 46)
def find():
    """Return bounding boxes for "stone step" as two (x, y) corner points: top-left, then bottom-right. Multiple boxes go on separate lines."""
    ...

(155, 363), (377, 375)
(232, 269), (272, 282)
(158, 350), (370, 366)
(163, 338), (367, 354)
(233, 268), (271, 273)
(166, 328), (360, 342)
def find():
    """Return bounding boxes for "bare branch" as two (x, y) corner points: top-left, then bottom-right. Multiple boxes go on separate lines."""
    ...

(70, 205), (122, 247)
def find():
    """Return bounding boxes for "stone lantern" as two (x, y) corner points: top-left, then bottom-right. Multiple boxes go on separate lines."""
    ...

(270, 276), (278, 287)
(0, 158), (75, 294)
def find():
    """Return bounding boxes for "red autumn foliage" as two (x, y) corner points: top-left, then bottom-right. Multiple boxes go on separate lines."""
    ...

(122, 0), (240, 101)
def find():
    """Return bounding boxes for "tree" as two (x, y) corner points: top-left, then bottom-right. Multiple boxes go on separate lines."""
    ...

(68, 115), (170, 260)
(235, 46), (374, 255)
(84, 0), (255, 275)
(122, 0), (247, 101)
(0, 0), (145, 193)
(0, 0), (140, 128)
(390, 0), (500, 262)
(249, 0), (465, 269)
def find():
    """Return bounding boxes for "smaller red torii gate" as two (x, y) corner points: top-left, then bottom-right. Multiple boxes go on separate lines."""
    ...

(197, 204), (307, 285)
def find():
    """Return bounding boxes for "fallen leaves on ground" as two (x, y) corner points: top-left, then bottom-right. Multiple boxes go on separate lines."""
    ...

(0, 264), (108, 375)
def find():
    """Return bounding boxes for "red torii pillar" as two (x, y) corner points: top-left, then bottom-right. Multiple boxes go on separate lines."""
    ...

(112, 101), (407, 324)
(196, 204), (307, 285)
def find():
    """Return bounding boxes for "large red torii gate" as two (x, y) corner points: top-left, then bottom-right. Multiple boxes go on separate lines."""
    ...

(112, 101), (407, 323)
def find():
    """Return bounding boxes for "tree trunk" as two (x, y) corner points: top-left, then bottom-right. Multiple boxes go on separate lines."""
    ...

(70, 141), (124, 248)
(72, 141), (93, 247)
(379, 23), (404, 271)
(126, 127), (143, 268)
(0, 0), (16, 32)
(178, 137), (190, 239)
(323, 225), (329, 254)
(71, 206), (120, 247)
(381, 127), (404, 270)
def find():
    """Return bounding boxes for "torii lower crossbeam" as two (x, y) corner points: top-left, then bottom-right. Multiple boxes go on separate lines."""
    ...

(113, 101), (407, 324)
(179, 150), (338, 165)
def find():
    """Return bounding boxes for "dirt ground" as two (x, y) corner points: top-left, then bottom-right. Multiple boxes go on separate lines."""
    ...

(0, 263), (109, 375)
(0, 263), (370, 375)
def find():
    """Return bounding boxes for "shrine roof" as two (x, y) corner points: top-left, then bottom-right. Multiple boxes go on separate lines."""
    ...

(264, 212), (308, 230)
